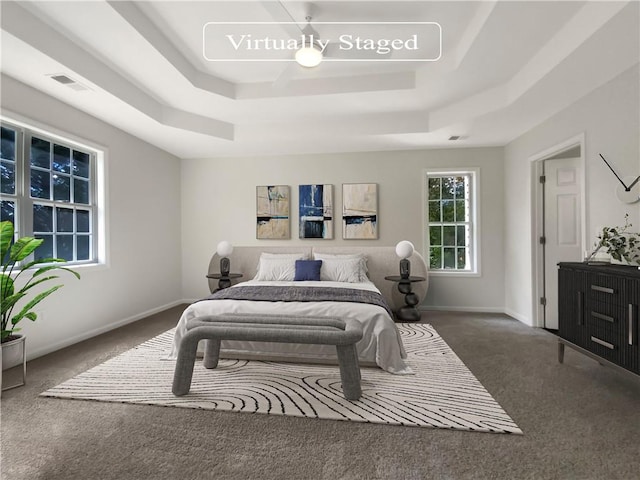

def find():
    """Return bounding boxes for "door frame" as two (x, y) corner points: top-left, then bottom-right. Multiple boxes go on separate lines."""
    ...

(529, 133), (587, 328)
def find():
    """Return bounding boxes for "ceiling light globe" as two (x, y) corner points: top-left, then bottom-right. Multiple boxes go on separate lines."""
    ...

(395, 240), (415, 259)
(295, 46), (323, 68)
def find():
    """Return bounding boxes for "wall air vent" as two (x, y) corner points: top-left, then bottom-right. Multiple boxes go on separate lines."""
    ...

(48, 74), (90, 91)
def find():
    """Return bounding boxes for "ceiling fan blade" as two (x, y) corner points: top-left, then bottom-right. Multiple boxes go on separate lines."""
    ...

(272, 62), (298, 88)
(261, 1), (303, 39)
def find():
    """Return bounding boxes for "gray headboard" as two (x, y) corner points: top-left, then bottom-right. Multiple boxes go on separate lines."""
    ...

(208, 246), (429, 311)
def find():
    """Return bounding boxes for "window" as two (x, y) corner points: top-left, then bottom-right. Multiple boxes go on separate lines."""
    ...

(425, 170), (478, 274)
(1, 120), (100, 266)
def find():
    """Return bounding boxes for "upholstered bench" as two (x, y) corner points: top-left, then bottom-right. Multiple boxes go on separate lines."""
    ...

(172, 314), (364, 400)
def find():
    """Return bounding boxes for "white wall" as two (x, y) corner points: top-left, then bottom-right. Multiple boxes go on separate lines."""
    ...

(504, 65), (640, 325)
(181, 147), (506, 312)
(1, 75), (183, 360)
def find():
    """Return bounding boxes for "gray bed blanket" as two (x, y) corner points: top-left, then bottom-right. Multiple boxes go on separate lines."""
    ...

(203, 285), (394, 319)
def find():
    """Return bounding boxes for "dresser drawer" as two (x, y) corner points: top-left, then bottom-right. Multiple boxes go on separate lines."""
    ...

(586, 300), (624, 332)
(585, 332), (621, 363)
(587, 274), (627, 305)
(584, 319), (620, 347)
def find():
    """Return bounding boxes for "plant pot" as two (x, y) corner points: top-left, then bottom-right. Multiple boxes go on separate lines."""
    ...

(1, 335), (26, 391)
(586, 248), (610, 265)
(611, 257), (640, 267)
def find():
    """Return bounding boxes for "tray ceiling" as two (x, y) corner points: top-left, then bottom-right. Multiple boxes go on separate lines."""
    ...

(0, 1), (638, 158)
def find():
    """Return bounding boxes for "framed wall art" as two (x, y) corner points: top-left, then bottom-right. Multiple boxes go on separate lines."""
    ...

(342, 183), (378, 239)
(299, 184), (333, 239)
(256, 185), (290, 239)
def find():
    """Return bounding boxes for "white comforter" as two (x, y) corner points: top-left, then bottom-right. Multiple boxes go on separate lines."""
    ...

(170, 280), (412, 374)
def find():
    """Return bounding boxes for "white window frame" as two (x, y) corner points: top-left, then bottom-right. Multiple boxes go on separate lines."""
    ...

(1, 113), (108, 271)
(423, 168), (481, 277)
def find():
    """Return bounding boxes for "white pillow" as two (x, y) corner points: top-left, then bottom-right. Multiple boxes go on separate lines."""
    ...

(313, 252), (368, 272)
(313, 253), (368, 283)
(254, 253), (308, 281)
(260, 252), (309, 259)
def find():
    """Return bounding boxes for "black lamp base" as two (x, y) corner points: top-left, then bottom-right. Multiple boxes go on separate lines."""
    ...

(220, 257), (230, 276)
(399, 258), (411, 279)
(397, 305), (421, 322)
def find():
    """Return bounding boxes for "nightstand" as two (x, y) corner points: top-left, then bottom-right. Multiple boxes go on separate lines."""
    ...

(206, 273), (243, 292)
(384, 275), (426, 322)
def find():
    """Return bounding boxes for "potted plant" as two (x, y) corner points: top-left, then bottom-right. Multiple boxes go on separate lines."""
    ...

(1, 221), (80, 389)
(587, 214), (640, 265)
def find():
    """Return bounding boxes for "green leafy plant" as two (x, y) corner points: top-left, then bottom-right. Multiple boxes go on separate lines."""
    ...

(589, 214), (640, 264)
(1, 221), (80, 343)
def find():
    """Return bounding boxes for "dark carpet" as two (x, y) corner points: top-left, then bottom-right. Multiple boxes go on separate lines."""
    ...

(2, 306), (639, 480)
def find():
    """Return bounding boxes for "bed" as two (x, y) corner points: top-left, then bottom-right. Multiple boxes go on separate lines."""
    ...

(170, 246), (428, 375)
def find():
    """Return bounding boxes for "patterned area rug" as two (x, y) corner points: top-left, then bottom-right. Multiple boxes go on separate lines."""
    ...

(41, 324), (522, 434)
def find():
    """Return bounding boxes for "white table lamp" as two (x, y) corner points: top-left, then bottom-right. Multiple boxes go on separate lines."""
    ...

(395, 241), (414, 279)
(216, 241), (233, 276)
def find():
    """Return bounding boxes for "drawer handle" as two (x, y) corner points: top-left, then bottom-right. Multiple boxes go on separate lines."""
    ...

(591, 336), (614, 350)
(630, 304), (635, 347)
(591, 285), (615, 294)
(577, 291), (583, 325)
(591, 312), (614, 323)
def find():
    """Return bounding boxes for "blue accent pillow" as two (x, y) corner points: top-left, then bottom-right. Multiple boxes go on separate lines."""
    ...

(294, 260), (322, 281)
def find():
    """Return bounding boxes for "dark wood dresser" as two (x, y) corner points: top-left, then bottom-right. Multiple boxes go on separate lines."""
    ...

(558, 262), (639, 376)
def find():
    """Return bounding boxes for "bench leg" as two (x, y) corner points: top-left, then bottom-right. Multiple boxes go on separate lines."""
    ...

(203, 339), (221, 369)
(172, 332), (201, 396)
(336, 344), (362, 401)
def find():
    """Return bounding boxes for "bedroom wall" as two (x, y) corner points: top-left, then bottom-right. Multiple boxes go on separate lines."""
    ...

(504, 65), (640, 325)
(181, 147), (506, 312)
(0, 75), (183, 361)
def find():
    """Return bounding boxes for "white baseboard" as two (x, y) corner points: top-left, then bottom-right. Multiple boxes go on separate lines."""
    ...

(420, 305), (534, 326)
(27, 299), (187, 362)
(503, 308), (532, 326)
(24, 300), (535, 362)
(419, 305), (507, 314)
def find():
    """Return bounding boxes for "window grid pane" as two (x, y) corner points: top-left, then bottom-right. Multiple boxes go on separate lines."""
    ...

(53, 174), (71, 202)
(74, 178), (90, 204)
(77, 235), (90, 260)
(56, 235), (74, 261)
(31, 169), (51, 199)
(30, 137), (50, 169)
(30, 137), (93, 203)
(429, 247), (442, 269)
(1, 127), (16, 161)
(427, 174), (473, 271)
(0, 160), (15, 195)
(53, 145), (71, 173)
(428, 178), (441, 200)
(19, 131), (95, 265)
(32, 203), (94, 263)
(1, 200), (15, 224)
(1, 122), (97, 266)
(73, 151), (90, 178)
(34, 235), (54, 261)
(33, 204), (53, 232)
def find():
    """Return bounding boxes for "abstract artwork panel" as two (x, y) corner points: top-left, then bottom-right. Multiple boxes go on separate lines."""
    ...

(299, 184), (333, 239)
(342, 183), (378, 239)
(256, 185), (290, 239)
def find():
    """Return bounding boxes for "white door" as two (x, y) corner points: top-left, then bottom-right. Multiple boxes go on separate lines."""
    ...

(544, 157), (583, 329)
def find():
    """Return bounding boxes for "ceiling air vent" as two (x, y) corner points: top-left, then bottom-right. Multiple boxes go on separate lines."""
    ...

(448, 135), (461, 141)
(48, 74), (90, 91)
(51, 74), (74, 84)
